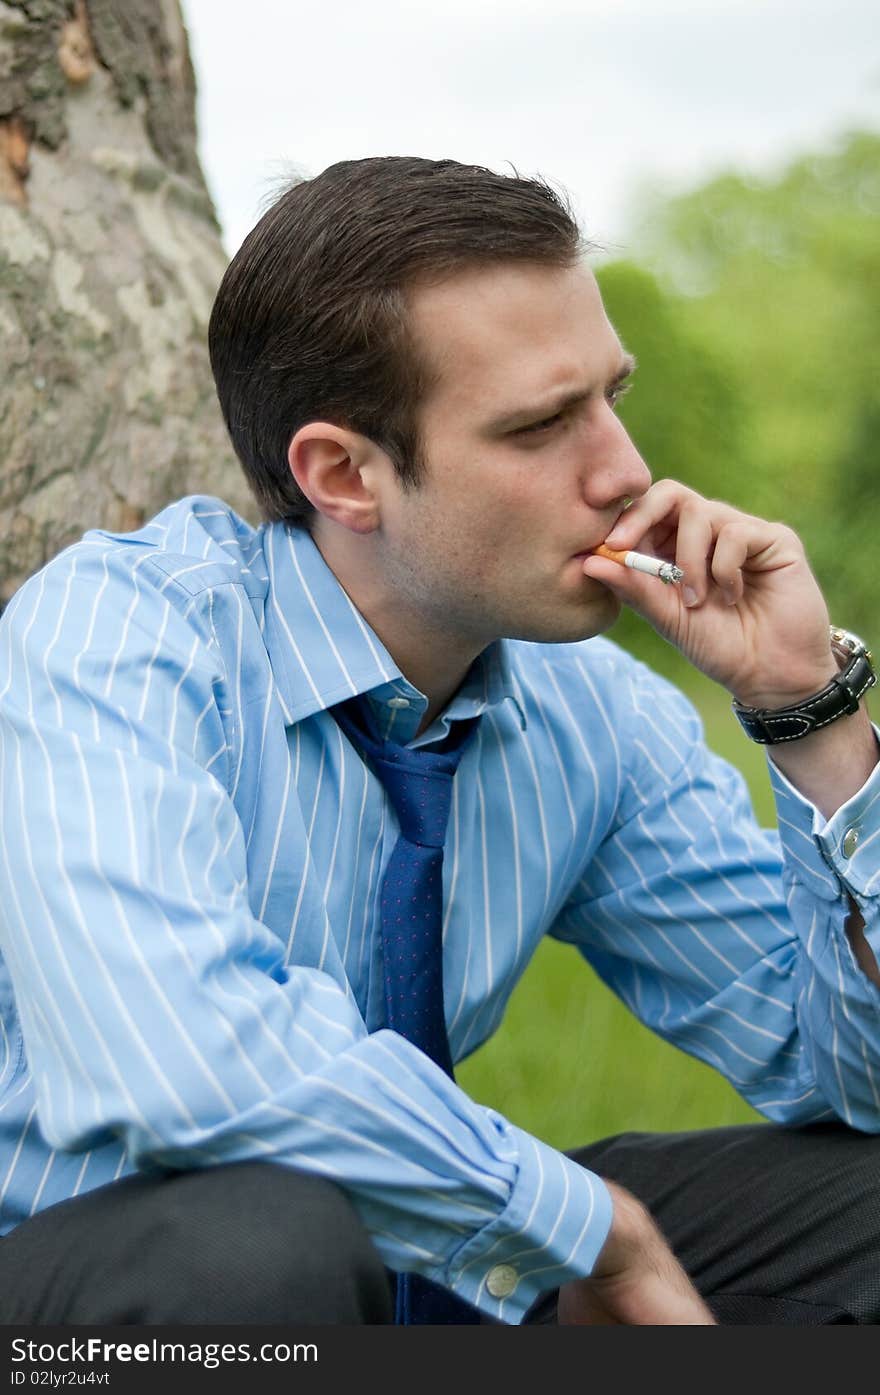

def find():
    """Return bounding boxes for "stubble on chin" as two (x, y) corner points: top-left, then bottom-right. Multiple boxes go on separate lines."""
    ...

(500, 590), (622, 646)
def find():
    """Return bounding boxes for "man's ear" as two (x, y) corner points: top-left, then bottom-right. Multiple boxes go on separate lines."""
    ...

(288, 423), (382, 534)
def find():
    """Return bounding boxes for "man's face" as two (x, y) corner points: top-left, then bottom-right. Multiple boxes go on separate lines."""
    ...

(371, 259), (652, 648)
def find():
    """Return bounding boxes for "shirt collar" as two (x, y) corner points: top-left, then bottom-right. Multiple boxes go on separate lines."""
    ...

(259, 522), (526, 732)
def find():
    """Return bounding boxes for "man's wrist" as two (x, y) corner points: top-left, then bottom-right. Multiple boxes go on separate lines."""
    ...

(767, 706), (879, 823)
(732, 627), (876, 746)
(446, 1125), (614, 1322)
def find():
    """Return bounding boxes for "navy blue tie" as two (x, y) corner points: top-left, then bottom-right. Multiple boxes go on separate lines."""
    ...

(332, 696), (481, 1324)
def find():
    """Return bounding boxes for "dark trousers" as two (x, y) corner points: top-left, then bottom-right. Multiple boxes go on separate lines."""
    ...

(541, 1122), (880, 1325)
(0, 1122), (878, 1325)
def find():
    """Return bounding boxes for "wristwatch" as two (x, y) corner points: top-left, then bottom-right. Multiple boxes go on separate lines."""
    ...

(732, 626), (876, 745)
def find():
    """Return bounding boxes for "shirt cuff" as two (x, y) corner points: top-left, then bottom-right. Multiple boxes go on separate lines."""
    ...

(769, 723), (880, 903)
(443, 1121), (613, 1323)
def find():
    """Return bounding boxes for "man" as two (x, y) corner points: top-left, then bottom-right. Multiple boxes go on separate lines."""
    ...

(0, 156), (877, 1326)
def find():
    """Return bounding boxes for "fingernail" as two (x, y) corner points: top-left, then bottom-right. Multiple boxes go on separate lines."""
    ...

(682, 586), (699, 608)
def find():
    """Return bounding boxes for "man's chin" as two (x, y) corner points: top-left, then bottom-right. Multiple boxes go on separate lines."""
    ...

(505, 592), (622, 645)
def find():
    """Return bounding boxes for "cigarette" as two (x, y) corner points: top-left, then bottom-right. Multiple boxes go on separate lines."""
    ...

(590, 544), (684, 585)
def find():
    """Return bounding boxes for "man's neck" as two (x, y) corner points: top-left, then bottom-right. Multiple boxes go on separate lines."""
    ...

(311, 523), (482, 734)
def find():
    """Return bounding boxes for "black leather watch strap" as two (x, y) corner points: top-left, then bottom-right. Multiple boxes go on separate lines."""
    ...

(732, 627), (876, 745)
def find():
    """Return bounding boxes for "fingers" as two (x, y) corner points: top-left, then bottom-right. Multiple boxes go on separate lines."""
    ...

(671, 499), (715, 607)
(602, 479), (682, 551)
(709, 520), (752, 606)
(561, 1181), (717, 1326)
(601, 480), (797, 610)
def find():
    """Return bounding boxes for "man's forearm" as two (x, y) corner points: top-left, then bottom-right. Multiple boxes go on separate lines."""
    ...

(767, 704), (879, 822)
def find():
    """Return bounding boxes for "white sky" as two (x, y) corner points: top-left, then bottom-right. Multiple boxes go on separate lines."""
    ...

(179, 0), (880, 257)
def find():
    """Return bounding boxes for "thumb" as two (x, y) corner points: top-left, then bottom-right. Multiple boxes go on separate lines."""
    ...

(581, 553), (684, 631)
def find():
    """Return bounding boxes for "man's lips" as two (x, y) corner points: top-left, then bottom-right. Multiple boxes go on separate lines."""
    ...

(570, 549), (612, 583)
(572, 529), (625, 561)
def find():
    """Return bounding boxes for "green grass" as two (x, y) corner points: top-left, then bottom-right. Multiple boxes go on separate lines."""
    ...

(456, 656), (776, 1148)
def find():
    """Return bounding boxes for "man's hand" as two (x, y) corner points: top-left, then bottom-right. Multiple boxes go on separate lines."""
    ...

(557, 1180), (716, 1325)
(582, 479), (879, 824)
(582, 480), (836, 710)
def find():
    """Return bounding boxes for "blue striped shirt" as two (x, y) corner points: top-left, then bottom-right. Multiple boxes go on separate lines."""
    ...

(0, 495), (878, 1322)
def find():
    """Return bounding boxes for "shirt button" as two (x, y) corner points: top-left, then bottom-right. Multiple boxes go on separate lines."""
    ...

(842, 827), (860, 858)
(386, 697), (410, 709)
(486, 1263), (518, 1299)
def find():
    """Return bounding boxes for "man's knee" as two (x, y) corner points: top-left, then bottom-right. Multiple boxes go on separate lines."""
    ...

(0, 1162), (394, 1324)
(130, 1162), (394, 1323)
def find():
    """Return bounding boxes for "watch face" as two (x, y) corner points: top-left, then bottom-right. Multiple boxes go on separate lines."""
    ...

(831, 626), (873, 668)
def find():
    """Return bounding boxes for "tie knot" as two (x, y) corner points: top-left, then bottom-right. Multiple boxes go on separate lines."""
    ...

(330, 697), (479, 848)
(373, 752), (453, 847)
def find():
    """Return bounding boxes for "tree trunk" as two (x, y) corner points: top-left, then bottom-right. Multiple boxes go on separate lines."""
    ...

(0, 0), (254, 604)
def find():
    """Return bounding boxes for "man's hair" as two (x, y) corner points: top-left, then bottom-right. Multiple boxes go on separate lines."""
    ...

(208, 155), (587, 527)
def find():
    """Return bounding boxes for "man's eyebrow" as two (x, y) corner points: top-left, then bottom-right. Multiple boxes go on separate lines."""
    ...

(486, 352), (637, 434)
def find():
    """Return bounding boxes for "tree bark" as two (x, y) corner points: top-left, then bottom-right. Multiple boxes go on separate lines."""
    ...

(0, 0), (254, 604)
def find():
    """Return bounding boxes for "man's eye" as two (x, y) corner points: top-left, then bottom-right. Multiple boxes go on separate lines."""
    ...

(516, 412), (564, 437)
(606, 380), (633, 409)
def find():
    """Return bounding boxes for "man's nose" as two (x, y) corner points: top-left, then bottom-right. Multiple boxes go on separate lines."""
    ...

(581, 412), (652, 508)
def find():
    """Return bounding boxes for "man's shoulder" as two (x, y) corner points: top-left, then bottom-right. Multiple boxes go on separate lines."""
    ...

(75, 495), (266, 600)
(2, 496), (268, 657)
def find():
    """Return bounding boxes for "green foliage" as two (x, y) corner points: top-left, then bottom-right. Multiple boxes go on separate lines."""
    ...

(596, 259), (750, 505)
